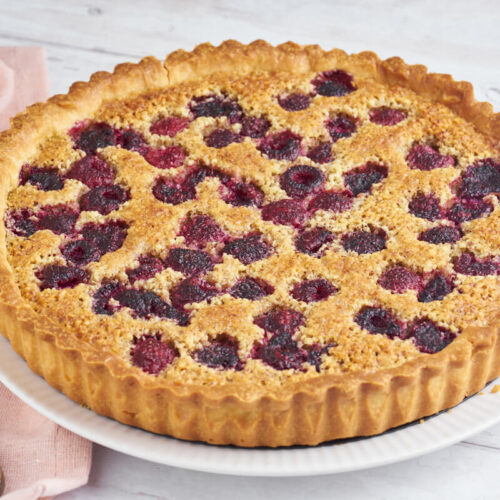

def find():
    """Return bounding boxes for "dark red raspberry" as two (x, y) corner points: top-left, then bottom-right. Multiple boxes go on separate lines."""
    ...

(458, 158), (500, 199)
(36, 264), (88, 290)
(80, 221), (128, 255)
(445, 198), (493, 224)
(72, 122), (116, 154)
(179, 215), (226, 248)
(144, 146), (185, 169)
(355, 306), (403, 338)
(342, 228), (387, 254)
(418, 274), (454, 302)
(6, 209), (37, 237)
(194, 334), (243, 370)
(252, 331), (307, 371)
(230, 277), (274, 300)
(190, 94), (242, 123)
(295, 227), (334, 256)
(408, 193), (442, 221)
(453, 253), (499, 276)
(306, 142), (333, 164)
(344, 163), (388, 196)
(182, 165), (228, 192)
(93, 282), (124, 315)
(407, 319), (456, 354)
(239, 116), (271, 138)
(165, 248), (213, 276)
(37, 205), (79, 235)
(406, 144), (455, 170)
(220, 180), (264, 207)
(170, 277), (218, 309)
(280, 165), (325, 199)
(306, 343), (334, 372)
(20, 166), (64, 191)
(152, 177), (191, 205)
(325, 114), (357, 142)
(258, 130), (302, 161)
(254, 309), (305, 336)
(114, 129), (148, 153)
(291, 278), (337, 303)
(205, 129), (242, 148)
(223, 234), (272, 265)
(261, 199), (308, 228)
(312, 70), (356, 97)
(309, 190), (353, 214)
(66, 156), (114, 188)
(369, 107), (407, 126)
(61, 239), (101, 266)
(131, 335), (177, 375)
(378, 266), (422, 293)
(418, 226), (462, 244)
(79, 185), (129, 215)
(150, 116), (190, 137)
(278, 93), (311, 111)
(126, 255), (165, 283)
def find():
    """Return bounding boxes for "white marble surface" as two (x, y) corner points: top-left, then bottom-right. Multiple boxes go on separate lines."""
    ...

(1, 0), (500, 498)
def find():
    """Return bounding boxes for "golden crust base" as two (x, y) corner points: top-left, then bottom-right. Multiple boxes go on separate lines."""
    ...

(0, 40), (499, 447)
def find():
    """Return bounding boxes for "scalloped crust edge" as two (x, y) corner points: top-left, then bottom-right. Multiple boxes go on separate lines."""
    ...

(0, 40), (499, 447)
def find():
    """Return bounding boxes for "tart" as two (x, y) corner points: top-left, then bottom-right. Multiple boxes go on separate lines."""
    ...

(0, 41), (499, 447)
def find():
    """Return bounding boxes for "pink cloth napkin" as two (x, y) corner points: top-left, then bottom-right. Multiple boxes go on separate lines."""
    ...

(0, 46), (92, 499)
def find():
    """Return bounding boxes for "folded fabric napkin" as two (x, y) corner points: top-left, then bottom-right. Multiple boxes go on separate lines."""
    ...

(0, 46), (92, 500)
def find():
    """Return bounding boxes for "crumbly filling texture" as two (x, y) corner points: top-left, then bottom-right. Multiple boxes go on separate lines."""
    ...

(4, 68), (500, 388)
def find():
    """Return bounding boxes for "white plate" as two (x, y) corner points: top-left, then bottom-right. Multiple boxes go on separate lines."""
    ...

(1, 335), (499, 477)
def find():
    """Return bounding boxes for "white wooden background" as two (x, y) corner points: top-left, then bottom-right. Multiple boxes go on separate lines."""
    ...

(2, 1), (500, 498)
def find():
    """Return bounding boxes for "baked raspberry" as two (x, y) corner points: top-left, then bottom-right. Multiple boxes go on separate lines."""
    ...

(126, 255), (165, 283)
(344, 163), (388, 196)
(261, 199), (307, 228)
(194, 334), (243, 371)
(280, 165), (325, 199)
(152, 177), (191, 205)
(312, 70), (356, 97)
(20, 166), (64, 191)
(230, 277), (274, 300)
(252, 331), (307, 371)
(220, 180), (264, 207)
(418, 274), (454, 302)
(278, 93), (311, 111)
(239, 116), (271, 138)
(170, 277), (218, 309)
(144, 146), (185, 169)
(131, 335), (177, 375)
(115, 129), (148, 153)
(66, 156), (115, 188)
(325, 114), (357, 142)
(80, 221), (128, 255)
(306, 142), (333, 164)
(190, 94), (242, 123)
(36, 264), (88, 290)
(342, 228), (387, 254)
(407, 319), (456, 354)
(355, 306), (403, 338)
(254, 309), (305, 336)
(179, 215), (226, 248)
(258, 130), (302, 161)
(406, 143), (455, 170)
(418, 225), (462, 244)
(182, 165), (229, 191)
(61, 239), (101, 266)
(6, 209), (37, 237)
(222, 234), (272, 265)
(37, 205), (79, 235)
(291, 278), (337, 303)
(93, 282), (124, 315)
(458, 159), (500, 199)
(306, 343), (333, 372)
(73, 122), (116, 154)
(453, 253), (499, 276)
(150, 116), (190, 137)
(408, 193), (442, 221)
(309, 190), (353, 213)
(165, 248), (213, 276)
(205, 129), (242, 148)
(369, 107), (407, 126)
(445, 198), (493, 224)
(295, 227), (334, 256)
(79, 185), (130, 215)
(378, 266), (422, 293)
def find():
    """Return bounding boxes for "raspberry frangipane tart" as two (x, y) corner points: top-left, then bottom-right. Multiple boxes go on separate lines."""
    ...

(0, 41), (499, 447)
